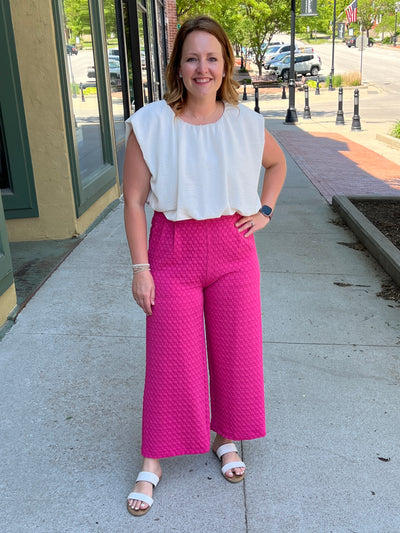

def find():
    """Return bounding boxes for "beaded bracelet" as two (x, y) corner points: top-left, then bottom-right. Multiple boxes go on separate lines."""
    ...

(132, 263), (150, 274)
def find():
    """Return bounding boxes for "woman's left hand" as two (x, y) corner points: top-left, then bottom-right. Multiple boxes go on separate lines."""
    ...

(235, 211), (271, 237)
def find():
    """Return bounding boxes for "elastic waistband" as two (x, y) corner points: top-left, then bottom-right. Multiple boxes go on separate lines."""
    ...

(152, 211), (241, 227)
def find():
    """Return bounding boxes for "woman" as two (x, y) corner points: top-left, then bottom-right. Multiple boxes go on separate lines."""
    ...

(124, 16), (286, 516)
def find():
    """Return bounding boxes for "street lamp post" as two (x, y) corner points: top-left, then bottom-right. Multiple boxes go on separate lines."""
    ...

(284, 0), (298, 124)
(329, 0), (337, 91)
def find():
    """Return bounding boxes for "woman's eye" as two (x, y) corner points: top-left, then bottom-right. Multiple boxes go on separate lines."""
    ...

(209, 57), (217, 62)
(187, 57), (197, 62)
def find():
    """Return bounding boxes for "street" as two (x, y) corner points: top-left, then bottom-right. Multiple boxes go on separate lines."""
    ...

(67, 49), (94, 85)
(290, 42), (400, 133)
(314, 41), (400, 94)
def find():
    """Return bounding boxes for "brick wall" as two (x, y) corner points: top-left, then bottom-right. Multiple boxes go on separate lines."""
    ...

(165, 0), (177, 58)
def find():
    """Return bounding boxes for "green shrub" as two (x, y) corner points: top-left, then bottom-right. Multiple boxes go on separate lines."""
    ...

(83, 87), (97, 95)
(324, 74), (342, 88)
(391, 121), (400, 139)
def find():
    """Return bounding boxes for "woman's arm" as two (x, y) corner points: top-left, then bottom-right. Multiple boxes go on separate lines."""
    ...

(123, 130), (155, 315)
(236, 128), (287, 236)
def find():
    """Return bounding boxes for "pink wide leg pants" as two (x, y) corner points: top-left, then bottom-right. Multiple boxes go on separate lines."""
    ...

(142, 212), (266, 458)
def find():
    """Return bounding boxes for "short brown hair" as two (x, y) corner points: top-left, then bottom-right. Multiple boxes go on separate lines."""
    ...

(164, 16), (239, 112)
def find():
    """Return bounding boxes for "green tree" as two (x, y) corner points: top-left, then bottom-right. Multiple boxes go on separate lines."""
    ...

(176, 0), (211, 21)
(243, 0), (290, 75)
(103, 0), (117, 38)
(375, 0), (399, 39)
(64, 0), (90, 40)
(357, 0), (378, 34)
(296, 0), (349, 38)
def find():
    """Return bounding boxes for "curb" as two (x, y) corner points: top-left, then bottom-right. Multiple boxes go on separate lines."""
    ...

(376, 133), (400, 151)
(332, 195), (400, 287)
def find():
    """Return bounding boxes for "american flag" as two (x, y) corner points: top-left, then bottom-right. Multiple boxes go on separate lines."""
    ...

(346, 0), (358, 24)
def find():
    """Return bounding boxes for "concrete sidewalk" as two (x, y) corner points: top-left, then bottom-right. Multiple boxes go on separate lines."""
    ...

(1, 115), (400, 532)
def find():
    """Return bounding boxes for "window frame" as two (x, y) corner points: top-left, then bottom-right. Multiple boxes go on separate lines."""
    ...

(0, 0), (38, 220)
(53, 0), (118, 217)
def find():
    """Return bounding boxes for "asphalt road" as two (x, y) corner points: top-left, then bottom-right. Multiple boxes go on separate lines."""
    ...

(311, 42), (400, 94)
(67, 49), (95, 85)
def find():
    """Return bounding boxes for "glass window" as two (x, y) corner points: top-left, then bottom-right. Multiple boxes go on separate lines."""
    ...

(155, 0), (167, 96)
(0, 2), (38, 219)
(104, 0), (126, 182)
(138, 6), (150, 104)
(63, 0), (105, 183)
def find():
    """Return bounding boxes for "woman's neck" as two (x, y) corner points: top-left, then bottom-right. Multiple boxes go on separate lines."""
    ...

(180, 99), (224, 125)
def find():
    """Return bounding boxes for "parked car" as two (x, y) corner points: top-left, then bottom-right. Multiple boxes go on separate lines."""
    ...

(264, 51), (290, 70)
(346, 36), (374, 47)
(261, 41), (283, 50)
(263, 44), (300, 67)
(87, 59), (121, 86)
(108, 48), (120, 62)
(66, 44), (78, 55)
(269, 53), (322, 80)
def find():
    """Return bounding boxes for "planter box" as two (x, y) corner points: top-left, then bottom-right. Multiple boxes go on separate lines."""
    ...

(332, 195), (400, 287)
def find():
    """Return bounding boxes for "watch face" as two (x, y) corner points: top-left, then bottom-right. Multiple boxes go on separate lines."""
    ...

(260, 205), (273, 216)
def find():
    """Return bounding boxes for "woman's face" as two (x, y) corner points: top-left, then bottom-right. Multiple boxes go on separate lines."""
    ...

(178, 31), (225, 102)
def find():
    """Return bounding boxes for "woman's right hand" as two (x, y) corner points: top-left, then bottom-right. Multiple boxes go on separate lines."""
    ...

(132, 271), (155, 316)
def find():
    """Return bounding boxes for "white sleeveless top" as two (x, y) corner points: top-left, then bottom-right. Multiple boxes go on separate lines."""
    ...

(125, 100), (265, 221)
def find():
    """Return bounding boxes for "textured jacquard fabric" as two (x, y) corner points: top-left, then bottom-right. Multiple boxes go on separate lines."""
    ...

(125, 100), (265, 221)
(141, 213), (266, 458)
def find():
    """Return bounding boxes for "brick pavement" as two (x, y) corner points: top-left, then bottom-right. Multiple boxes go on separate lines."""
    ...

(273, 130), (400, 203)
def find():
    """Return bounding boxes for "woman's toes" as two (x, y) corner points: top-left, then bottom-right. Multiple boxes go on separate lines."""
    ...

(132, 499), (147, 511)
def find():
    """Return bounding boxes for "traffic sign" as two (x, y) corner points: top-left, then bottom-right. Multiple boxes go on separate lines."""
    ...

(356, 35), (367, 50)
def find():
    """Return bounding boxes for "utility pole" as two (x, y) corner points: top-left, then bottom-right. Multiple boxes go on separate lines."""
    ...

(329, 0), (337, 91)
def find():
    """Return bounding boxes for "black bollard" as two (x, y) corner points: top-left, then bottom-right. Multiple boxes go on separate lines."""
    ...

(254, 86), (260, 113)
(303, 85), (311, 119)
(328, 72), (334, 91)
(80, 82), (85, 102)
(351, 88), (361, 130)
(315, 75), (320, 95)
(281, 83), (287, 99)
(242, 80), (248, 101)
(336, 87), (345, 125)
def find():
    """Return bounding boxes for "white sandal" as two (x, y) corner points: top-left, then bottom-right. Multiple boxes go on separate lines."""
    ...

(127, 471), (161, 516)
(214, 443), (246, 483)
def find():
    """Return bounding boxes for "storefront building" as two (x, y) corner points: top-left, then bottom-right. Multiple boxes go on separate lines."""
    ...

(0, 0), (177, 329)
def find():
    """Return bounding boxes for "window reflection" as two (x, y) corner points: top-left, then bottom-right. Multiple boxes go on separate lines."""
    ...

(105, 38), (124, 145)
(105, 3), (125, 182)
(137, 8), (149, 105)
(63, 0), (104, 182)
(156, 0), (167, 96)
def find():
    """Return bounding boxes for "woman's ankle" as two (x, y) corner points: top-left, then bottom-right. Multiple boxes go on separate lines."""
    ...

(141, 457), (162, 476)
